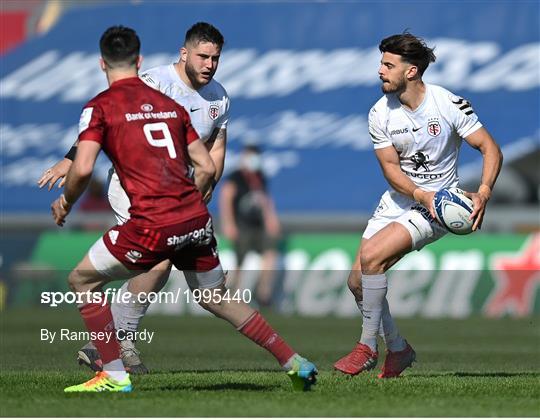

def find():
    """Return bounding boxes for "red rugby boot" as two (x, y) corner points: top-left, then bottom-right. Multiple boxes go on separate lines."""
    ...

(334, 342), (378, 375)
(378, 341), (416, 378)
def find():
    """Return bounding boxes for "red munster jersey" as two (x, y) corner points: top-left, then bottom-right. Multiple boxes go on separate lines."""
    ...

(78, 77), (208, 227)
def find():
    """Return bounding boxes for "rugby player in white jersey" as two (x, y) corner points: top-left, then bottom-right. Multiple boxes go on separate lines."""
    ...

(38, 22), (230, 373)
(334, 32), (503, 378)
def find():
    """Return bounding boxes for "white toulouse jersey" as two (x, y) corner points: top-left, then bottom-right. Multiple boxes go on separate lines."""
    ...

(140, 64), (230, 141)
(369, 83), (482, 193)
(107, 64), (230, 225)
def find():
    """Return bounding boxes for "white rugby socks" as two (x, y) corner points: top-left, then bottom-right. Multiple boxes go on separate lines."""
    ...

(103, 359), (128, 382)
(380, 297), (406, 352)
(359, 274), (387, 352)
(357, 284), (406, 352)
(111, 282), (150, 334)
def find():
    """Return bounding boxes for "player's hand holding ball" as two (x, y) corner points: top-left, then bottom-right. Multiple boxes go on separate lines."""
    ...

(465, 184), (491, 231)
(432, 186), (490, 234)
(413, 188), (437, 219)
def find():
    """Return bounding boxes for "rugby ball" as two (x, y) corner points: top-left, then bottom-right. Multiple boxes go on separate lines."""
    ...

(433, 188), (474, 235)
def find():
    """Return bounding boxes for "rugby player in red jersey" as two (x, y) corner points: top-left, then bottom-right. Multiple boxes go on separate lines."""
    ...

(53, 25), (317, 393)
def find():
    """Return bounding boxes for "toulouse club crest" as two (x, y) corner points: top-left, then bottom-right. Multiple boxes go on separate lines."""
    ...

(427, 118), (441, 137)
(208, 104), (220, 120)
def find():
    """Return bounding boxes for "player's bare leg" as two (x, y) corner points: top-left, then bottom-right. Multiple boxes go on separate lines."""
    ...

(255, 249), (278, 306)
(65, 254), (132, 392)
(78, 259), (172, 374)
(335, 223), (415, 377)
(195, 281), (317, 391)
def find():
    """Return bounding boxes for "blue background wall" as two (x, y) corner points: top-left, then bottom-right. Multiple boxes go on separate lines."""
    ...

(1, 1), (538, 213)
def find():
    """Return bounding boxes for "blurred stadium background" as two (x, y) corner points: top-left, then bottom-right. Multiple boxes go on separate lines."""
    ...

(1, 1), (539, 319)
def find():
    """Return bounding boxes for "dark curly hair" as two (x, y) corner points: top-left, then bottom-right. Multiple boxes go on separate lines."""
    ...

(379, 31), (436, 75)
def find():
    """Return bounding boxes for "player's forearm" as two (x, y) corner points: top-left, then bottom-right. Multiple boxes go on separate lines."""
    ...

(63, 167), (92, 206)
(382, 165), (419, 200)
(194, 171), (214, 197)
(478, 142), (503, 198)
(193, 161), (216, 198)
(209, 146), (225, 184)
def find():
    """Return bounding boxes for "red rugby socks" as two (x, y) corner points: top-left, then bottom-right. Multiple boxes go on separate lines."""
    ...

(238, 311), (295, 367)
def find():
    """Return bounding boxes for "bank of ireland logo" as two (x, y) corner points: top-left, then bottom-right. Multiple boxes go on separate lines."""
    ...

(208, 104), (219, 120)
(141, 103), (153, 112)
(427, 118), (441, 137)
(411, 151), (430, 171)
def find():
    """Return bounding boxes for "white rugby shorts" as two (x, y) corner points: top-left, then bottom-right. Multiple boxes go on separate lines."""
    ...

(107, 168), (131, 225)
(104, 168), (224, 289)
(363, 190), (447, 250)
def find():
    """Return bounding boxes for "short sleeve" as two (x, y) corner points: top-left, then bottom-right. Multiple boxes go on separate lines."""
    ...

(447, 93), (483, 138)
(179, 106), (200, 144)
(368, 106), (392, 149)
(140, 71), (160, 91)
(78, 102), (105, 144)
(216, 94), (230, 130)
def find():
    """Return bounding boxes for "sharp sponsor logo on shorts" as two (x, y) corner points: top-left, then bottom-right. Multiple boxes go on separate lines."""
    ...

(125, 110), (177, 122)
(411, 204), (435, 223)
(125, 250), (142, 263)
(108, 230), (119, 245)
(408, 219), (422, 235)
(390, 128), (408, 136)
(166, 219), (214, 249)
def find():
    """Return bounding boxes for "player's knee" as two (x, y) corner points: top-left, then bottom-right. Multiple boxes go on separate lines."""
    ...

(67, 270), (85, 292)
(359, 242), (383, 273)
(198, 298), (225, 317)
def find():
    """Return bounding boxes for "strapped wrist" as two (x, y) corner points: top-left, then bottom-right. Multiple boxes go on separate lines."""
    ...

(60, 194), (72, 211)
(64, 145), (77, 161)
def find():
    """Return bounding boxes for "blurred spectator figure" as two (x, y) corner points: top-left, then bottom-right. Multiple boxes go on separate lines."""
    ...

(79, 177), (110, 213)
(76, 177), (111, 231)
(219, 145), (281, 306)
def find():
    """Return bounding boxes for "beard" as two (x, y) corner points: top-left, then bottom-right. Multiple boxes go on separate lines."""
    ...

(185, 60), (213, 88)
(185, 61), (201, 87)
(381, 77), (406, 94)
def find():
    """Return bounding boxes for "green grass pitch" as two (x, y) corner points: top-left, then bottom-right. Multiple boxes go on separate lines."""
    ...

(1, 308), (539, 417)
